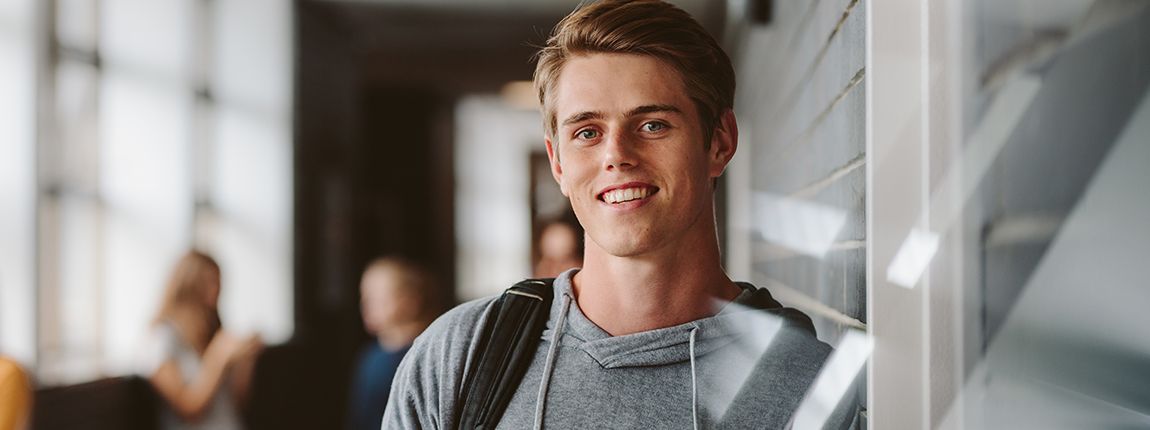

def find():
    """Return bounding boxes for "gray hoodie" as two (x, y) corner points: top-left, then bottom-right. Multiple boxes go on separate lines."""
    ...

(382, 269), (850, 429)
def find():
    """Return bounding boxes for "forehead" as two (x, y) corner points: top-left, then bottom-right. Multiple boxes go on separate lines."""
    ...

(552, 53), (695, 124)
(361, 266), (398, 288)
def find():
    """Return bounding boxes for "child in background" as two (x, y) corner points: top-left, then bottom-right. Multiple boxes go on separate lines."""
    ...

(347, 257), (440, 430)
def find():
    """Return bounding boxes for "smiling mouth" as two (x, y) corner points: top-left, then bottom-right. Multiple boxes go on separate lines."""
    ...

(598, 185), (659, 204)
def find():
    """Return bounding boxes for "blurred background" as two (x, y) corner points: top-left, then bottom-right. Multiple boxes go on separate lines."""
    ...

(1, 0), (1148, 429)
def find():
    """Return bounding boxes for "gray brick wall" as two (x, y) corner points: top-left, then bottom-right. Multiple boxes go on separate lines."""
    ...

(733, 0), (867, 346)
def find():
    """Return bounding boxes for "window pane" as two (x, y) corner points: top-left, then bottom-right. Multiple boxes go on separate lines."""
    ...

(0, 0), (32, 21)
(55, 60), (100, 192)
(56, 0), (98, 52)
(101, 0), (192, 79)
(99, 72), (193, 373)
(213, 0), (290, 110)
(39, 196), (104, 384)
(0, 0), (37, 365)
(206, 105), (293, 343)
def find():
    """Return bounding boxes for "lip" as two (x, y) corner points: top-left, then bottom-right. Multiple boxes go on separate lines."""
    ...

(596, 181), (660, 205)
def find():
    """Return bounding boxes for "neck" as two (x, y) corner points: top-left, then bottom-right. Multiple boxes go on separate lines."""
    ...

(572, 220), (738, 336)
(166, 308), (211, 355)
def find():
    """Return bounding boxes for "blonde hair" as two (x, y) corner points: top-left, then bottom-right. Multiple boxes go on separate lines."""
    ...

(533, 0), (735, 144)
(154, 250), (222, 352)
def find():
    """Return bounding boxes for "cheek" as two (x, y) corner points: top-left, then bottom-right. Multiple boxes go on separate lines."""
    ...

(682, 151), (714, 179)
(558, 177), (571, 197)
(206, 286), (220, 305)
(556, 165), (581, 200)
(382, 299), (419, 323)
(564, 154), (597, 185)
(568, 189), (597, 219)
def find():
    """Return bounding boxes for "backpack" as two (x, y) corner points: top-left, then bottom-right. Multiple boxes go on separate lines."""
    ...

(457, 278), (555, 429)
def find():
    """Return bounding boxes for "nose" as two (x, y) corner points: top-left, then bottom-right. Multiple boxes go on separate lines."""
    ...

(602, 130), (636, 171)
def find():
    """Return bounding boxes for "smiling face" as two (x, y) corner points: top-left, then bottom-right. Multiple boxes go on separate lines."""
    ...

(546, 53), (736, 259)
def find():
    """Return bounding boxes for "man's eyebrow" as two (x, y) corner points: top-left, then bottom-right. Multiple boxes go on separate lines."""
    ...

(561, 105), (683, 127)
(561, 111), (604, 127)
(627, 104), (681, 117)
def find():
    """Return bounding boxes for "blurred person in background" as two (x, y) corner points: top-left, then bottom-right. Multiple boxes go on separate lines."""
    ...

(347, 257), (440, 430)
(533, 217), (583, 278)
(0, 356), (31, 430)
(141, 251), (263, 429)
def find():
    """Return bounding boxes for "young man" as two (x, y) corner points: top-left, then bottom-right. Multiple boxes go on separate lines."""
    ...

(384, 1), (850, 428)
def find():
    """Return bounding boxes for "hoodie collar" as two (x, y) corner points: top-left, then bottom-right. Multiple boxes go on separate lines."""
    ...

(542, 269), (791, 368)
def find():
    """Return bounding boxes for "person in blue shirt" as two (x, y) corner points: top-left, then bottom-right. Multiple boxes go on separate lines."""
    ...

(347, 257), (440, 430)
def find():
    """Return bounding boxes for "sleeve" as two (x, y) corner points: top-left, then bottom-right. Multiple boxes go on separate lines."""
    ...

(380, 297), (499, 430)
(380, 340), (435, 430)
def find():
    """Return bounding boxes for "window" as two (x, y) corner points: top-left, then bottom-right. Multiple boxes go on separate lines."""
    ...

(0, 0), (38, 366)
(30, 0), (292, 383)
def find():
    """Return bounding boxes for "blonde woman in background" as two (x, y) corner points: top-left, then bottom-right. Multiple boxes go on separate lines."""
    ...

(142, 251), (262, 429)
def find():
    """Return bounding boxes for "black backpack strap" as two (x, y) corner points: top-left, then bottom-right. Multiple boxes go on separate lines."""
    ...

(458, 278), (555, 430)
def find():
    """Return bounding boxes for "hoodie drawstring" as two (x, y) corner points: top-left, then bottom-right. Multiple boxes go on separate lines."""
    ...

(689, 326), (700, 430)
(533, 293), (572, 430)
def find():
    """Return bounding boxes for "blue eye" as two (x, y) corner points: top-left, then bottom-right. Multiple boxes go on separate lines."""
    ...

(642, 121), (667, 132)
(577, 129), (599, 140)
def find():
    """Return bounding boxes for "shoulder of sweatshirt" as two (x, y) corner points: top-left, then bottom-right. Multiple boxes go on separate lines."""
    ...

(409, 294), (502, 364)
(383, 294), (502, 429)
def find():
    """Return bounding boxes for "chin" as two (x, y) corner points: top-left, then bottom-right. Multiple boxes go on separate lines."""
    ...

(594, 234), (661, 258)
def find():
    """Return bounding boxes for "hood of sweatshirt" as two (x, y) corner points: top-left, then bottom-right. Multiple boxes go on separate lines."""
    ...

(541, 268), (819, 369)
(524, 269), (835, 430)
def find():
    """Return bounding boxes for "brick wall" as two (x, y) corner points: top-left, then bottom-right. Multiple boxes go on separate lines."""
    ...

(731, 0), (867, 346)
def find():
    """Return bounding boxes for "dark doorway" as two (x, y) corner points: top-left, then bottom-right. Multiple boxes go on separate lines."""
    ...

(253, 2), (568, 428)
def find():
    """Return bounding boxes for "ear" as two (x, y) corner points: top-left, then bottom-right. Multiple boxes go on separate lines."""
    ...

(545, 135), (569, 197)
(707, 109), (739, 178)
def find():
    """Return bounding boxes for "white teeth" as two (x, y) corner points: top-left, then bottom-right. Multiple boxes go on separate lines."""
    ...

(603, 187), (651, 204)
